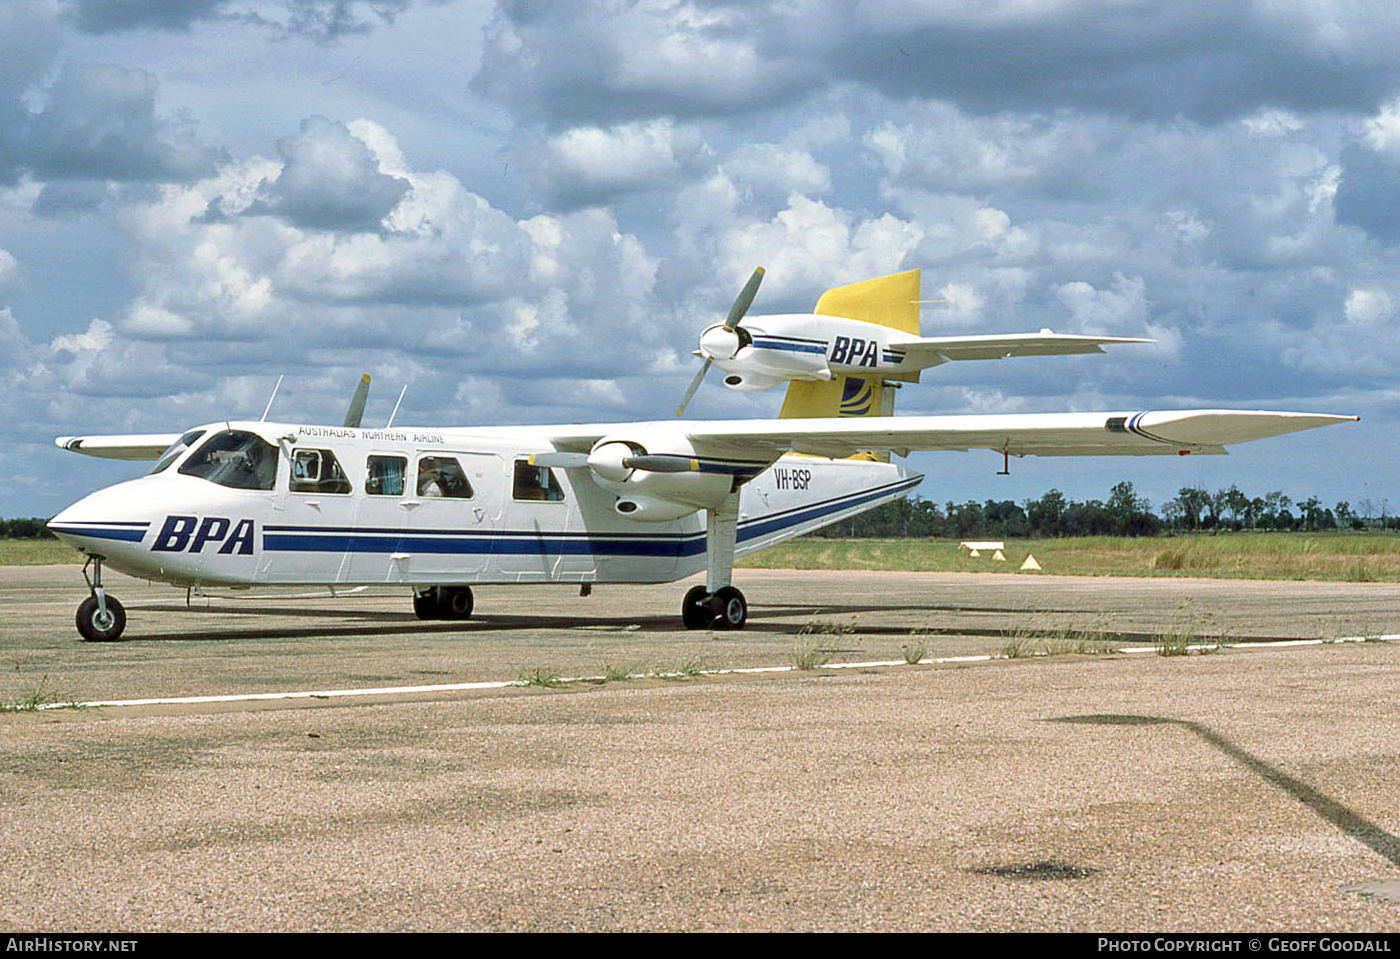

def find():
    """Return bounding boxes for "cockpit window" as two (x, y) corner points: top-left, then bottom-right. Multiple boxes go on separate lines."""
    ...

(148, 429), (207, 475)
(179, 430), (278, 491)
(290, 448), (352, 494)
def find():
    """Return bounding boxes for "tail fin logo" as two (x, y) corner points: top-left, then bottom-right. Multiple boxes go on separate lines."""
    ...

(840, 377), (875, 416)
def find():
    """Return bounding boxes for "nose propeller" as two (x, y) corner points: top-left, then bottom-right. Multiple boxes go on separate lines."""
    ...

(676, 266), (764, 417)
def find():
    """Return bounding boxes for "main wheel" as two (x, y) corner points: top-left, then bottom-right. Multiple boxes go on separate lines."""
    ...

(709, 586), (747, 630)
(76, 594), (126, 642)
(681, 585), (711, 629)
(436, 586), (474, 620)
(413, 589), (439, 620)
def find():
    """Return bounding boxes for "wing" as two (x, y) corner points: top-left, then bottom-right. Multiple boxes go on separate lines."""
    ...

(538, 409), (1356, 462)
(674, 410), (1357, 460)
(888, 331), (1153, 366)
(54, 434), (183, 460)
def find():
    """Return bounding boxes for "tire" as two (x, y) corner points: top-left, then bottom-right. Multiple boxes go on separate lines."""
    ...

(710, 586), (747, 630)
(436, 586), (474, 620)
(413, 590), (439, 620)
(76, 594), (126, 642)
(681, 585), (711, 629)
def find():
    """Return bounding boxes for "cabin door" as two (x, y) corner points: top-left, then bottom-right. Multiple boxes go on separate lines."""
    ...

(402, 450), (504, 581)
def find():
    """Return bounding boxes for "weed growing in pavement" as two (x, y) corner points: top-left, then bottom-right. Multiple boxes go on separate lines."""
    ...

(516, 667), (565, 689)
(0, 675), (84, 712)
(793, 641), (836, 670)
(653, 660), (707, 681)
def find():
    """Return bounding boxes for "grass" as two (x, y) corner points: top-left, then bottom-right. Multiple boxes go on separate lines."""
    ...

(0, 538), (77, 566)
(17, 530), (1400, 581)
(1151, 603), (1226, 656)
(515, 667), (565, 689)
(0, 675), (85, 713)
(998, 619), (1123, 660)
(793, 641), (837, 670)
(739, 532), (1400, 582)
(653, 659), (707, 680)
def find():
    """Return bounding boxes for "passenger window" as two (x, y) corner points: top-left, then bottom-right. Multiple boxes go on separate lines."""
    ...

(290, 448), (352, 494)
(179, 430), (278, 491)
(366, 455), (407, 496)
(416, 456), (473, 499)
(513, 461), (565, 502)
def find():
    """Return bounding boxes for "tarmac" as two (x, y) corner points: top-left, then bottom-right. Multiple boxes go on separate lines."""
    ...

(2, 564), (1399, 931)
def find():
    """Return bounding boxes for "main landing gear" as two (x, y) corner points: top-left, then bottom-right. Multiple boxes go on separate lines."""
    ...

(680, 492), (748, 630)
(76, 555), (126, 642)
(413, 585), (474, 621)
(681, 584), (748, 630)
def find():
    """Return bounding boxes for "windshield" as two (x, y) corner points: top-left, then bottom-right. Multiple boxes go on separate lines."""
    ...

(178, 429), (278, 491)
(148, 429), (207, 475)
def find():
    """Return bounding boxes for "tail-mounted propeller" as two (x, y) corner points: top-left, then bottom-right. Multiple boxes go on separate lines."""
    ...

(676, 266), (765, 417)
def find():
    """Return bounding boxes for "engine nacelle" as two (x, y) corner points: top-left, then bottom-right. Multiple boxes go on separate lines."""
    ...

(611, 495), (698, 521)
(721, 371), (787, 392)
(588, 430), (737, 521)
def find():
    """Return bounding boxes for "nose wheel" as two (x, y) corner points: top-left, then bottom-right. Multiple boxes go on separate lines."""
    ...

(681, 584), (747, 630)
(76, 556), (126, 642)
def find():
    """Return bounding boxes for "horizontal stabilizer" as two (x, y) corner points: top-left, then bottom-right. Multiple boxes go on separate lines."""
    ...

(55, 434), (182, 461)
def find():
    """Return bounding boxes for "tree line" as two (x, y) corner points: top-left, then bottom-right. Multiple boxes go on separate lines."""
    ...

(813, 482), (1397, 539)
(0, 518), (55, 538)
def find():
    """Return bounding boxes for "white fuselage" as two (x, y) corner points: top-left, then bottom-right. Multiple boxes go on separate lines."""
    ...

(703, 313), (912, 391)
(49, 420), (922, 590)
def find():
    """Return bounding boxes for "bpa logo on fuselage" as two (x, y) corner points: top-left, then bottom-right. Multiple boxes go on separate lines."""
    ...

(829, 336), (881, 368)
(151, 515), (256, 555)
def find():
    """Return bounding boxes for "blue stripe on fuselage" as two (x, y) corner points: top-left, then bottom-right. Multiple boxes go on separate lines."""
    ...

(261, 475), (922, 558)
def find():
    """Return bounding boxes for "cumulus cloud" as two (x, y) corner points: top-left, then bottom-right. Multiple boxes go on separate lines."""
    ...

(245, 116), (409, 231)
(472, 0), (818, 126)
(24, 61), (222, 183)
(70, 0), (425, 42)
(534, 119), (709, 209)
(0, 248), (18, 289)
(722, 143), (831, 198)
(474, 1), (1400, 128)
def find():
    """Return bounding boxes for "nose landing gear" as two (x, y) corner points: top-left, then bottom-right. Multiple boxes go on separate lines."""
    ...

(76, 556), (126, 642)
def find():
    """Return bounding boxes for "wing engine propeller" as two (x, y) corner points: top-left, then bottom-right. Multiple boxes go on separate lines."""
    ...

(675, 266), (765, 417)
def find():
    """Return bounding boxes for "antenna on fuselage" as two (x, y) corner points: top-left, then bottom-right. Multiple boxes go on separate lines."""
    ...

(386, 385), (407, 428)
(260, 375), (284, 422)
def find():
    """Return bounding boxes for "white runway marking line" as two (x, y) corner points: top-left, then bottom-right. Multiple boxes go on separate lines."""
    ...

(42, 634), (1396, 711)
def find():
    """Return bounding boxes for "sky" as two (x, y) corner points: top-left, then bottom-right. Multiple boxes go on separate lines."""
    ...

(2, 0), (1397, 520)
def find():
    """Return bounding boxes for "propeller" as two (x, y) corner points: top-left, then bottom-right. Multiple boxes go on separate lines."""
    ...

(343, 373), (371, 428)
(528, 450), (700, 475)
(676, 266), (765, 416)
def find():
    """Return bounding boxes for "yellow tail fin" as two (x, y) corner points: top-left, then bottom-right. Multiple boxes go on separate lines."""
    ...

(779, 270), (920, 421)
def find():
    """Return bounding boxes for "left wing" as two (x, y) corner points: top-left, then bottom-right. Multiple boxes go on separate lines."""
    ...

(546, 410), (1356, 461)
(888, 331), (1153, 366)
(55, 434), (183, 460)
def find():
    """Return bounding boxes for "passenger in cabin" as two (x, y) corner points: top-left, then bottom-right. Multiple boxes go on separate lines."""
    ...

(418, 462), (443, 497)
